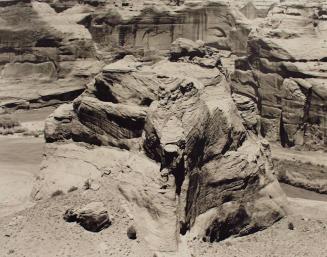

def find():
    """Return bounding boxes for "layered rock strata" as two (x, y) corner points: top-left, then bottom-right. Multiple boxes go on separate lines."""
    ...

(39, 42), (287, 256)
(231, 1), (327, 151)
(0, 0), (102, 110)
(0, 0), (256, 111)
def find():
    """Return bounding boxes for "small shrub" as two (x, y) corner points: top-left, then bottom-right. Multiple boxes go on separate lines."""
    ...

(288, 222), (294, 230)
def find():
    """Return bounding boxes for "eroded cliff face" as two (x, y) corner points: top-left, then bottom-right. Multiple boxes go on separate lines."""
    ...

(83, 1), (250, 54)
(0, 0), (254, 111)
(231, 1), (327, 151)
(0, 0), (102, 110)
(0, 0), (281, 112)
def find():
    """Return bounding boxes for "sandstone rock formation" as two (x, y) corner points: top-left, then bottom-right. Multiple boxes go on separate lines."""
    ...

(37, 39), (287, 256)
(0, 0), (102, 110)
(79, 0), (252, 73)
(231, 1), (327, 151)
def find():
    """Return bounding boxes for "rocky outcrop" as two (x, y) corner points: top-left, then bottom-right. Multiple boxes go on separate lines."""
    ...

(231, 1), (327, 151)
(44, 103), (75, 142)
(143, 55), (285, 242)
(44, 55), (160, 149)
(38, 40), (287, 256)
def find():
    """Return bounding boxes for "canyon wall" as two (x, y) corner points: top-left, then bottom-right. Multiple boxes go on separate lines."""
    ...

(0, 0), (102, 110)
(231, 1), (327, 151)
(83, 1), (250, 55)
(0, 0), (255, 111)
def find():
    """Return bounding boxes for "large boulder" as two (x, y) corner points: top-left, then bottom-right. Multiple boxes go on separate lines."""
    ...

(73, 96), (148, 149)
(170, 38), (206, 60)
(91, 56), (159, 105)
(63, 202), (111, 232)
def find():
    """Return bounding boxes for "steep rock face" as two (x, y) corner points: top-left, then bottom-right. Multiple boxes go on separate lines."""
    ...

(231, 1), (327, 151)
(0, 1), (102, 110)
(82, 1), (251, 57)
(40, 41), (287, 256)
(143, 57), (285, 243)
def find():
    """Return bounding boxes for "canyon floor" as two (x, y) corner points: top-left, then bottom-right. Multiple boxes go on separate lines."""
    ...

(0, 109), (327, 257)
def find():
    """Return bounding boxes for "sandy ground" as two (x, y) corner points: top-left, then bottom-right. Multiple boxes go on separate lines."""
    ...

(0, 107), (53, 217)
(189, 211), (327, 257)
(0, 136), (44, 217)
(0, 184), (327, 257)
(0, 184), (154, 257)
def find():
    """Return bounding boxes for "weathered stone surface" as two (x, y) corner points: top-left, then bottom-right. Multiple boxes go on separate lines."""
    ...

(0, 0), (258, 112)
(0, 1), (100, 111)
(170, 38), (206, 60)
(63, 202), (111, 232)
(143, 57), (286, 243)
(231, 1), (327, 150)
(92, 56), (160, 105)
(44, 103), (75, 142)
(44, 57), (155, 148)
(32, 141), (179, 253)
(82, 1), (250, 55)
(74, 96), (147, 148)
(38, 39), (287, 255)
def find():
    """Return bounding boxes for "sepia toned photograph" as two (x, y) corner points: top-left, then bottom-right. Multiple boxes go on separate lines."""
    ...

(0, 0), (326, 256)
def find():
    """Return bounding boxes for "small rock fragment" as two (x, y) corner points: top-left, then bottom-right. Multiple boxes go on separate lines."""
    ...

(127, 225), (137, 240)
(288, 222), (295, 230)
